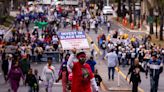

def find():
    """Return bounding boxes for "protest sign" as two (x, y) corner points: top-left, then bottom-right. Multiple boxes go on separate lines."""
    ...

(58, 31), (90, 50)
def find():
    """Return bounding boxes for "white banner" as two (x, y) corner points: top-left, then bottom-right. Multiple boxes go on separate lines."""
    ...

(58, 31), (90, 50)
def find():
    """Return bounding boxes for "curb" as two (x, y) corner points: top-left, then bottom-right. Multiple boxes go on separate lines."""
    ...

(108, 87), (131, 91)
(111, 19), (149, 34)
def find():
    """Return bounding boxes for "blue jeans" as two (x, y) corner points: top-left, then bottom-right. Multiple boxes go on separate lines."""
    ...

(150, 75), (159, 92)
(108, 67), (115, 80)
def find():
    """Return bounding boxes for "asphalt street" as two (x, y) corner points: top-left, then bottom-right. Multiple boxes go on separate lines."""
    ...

(0, 15), (164, 92)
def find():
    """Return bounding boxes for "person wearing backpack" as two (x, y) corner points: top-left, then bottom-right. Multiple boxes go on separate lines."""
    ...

(41, 57), (56, 92)
(147, 53), (163, 92)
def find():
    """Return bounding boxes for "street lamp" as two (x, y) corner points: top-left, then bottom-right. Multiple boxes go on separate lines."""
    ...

(154, 11), (159, 38)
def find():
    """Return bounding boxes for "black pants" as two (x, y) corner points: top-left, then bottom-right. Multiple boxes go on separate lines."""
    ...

(132, 82), (138, 92)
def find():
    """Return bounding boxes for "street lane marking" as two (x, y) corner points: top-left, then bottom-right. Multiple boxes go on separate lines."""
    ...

(86, 33), (102, 55)
(86, 31), (144, 92)
(115, 67), (144, 92)
(86, 33), (106, 91)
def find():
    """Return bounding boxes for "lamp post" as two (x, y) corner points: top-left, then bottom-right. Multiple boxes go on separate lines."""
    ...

(154, 11), (159, 38)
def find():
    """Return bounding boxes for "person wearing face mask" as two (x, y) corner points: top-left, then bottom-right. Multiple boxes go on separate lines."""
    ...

(147, 52), (163, 92)
(67, 52), (98, 92)
(41, 57), (56, 92)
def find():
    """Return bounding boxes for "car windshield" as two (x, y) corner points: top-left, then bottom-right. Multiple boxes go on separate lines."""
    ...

(104, 7), (112, 10)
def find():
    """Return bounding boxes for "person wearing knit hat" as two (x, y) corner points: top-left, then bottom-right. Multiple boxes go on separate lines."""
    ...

(67, 52), (98, 92)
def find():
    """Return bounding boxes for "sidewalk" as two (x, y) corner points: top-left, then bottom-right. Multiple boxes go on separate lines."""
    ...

(111, 18), (164, 47)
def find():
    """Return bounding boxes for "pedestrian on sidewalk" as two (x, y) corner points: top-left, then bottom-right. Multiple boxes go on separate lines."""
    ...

(147, 53), (163, 92)
(7, 61), (24, 92)
(25, 68), (38, 92)
(67, 52), (98, 92)
(126, 58), (147, 92)
(41, 57), (56, 92)
(105, 49), (119, 80)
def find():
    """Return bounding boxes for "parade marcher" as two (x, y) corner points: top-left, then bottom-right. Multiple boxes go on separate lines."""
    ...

(52, 34), (59, 51)
(138, 48), (145, 63)
(56, 54), (70, 92)
(34, 69), (41, 92)
(67, 52), (98, 92)
(121, 48), (127, 67)
(25, 68), (39, 92)
(7, 61), (24, 92)
(107, 21), (111, 33)
(101, 40), (107, 60)
(126, 58), (147, 92)
(147, 53), (163, 92)
(86, 56), (97, 73)
(2, 54), (14, 82)
(105, 49), (119, 80)
(94, 69), (102, 87)
(130, 48), (137, 66)
(82, 21), (86, 32)
(90, 41), (95, 57)
(41, 57), (56, 92)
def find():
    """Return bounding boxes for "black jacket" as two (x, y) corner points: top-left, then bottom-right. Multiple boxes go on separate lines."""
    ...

(128, 65), (146, 83)
(25, 74), (38, 87)
(2, 60), (9, 75)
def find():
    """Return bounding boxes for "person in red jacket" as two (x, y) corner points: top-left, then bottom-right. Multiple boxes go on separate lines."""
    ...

(67, 52), (98, 92)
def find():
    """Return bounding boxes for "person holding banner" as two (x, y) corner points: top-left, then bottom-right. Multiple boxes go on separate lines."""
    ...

(67, 52), (98, 92)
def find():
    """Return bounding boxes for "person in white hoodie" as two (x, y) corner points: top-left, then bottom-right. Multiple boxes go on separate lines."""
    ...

(41, 57), (56, 92)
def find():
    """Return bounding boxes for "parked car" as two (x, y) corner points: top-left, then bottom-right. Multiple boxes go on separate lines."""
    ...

(102, 6), (116, 17)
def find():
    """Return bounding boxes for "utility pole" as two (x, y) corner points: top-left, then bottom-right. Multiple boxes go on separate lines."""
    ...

(107, 0), (109, 6)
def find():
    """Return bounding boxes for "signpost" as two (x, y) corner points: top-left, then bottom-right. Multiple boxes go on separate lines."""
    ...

(58, 31), (90, 50)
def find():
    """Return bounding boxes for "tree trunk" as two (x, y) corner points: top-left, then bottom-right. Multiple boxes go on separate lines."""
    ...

(149, 8), (154, 34)
(159, 14), (163, 40)
(133, 0), (136, 26)
(128, 0), (132, 23)
(117, 0), (122, 17)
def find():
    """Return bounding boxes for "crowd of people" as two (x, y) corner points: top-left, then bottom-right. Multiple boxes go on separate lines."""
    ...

(0, 1), (163, 92)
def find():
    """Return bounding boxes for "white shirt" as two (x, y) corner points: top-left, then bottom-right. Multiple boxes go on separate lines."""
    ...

(41, 65), (56, 82)
(105, 52), (118, 67)
(8, 60), (12, 72)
